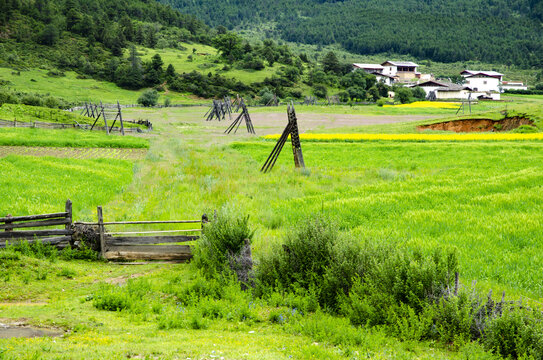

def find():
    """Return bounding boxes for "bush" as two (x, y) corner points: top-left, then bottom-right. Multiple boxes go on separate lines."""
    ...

(312, 84), (328, 98)
(137, 89), (159, 107)
(376, 98), (387, 107)
(163, 98), (171, 107)
(192, 210), (254, 282)
(484, 308), (543, 358)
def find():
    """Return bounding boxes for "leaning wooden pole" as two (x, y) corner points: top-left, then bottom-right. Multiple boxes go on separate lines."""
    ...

(97, 206), (106, 258)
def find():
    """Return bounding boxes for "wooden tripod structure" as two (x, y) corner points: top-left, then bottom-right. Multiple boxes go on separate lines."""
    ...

(456, 93), (473, 115)
(205, 97), (232, 121)
(261, 104), (305, 173)
(224, 99), (255, 135)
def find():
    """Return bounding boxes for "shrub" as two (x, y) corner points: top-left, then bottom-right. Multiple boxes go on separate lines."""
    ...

(376, 98), (387, 107)
(312, 84), (328, 98)
(192, 210), (254, 282)
(484, 307), (543, 358)
(137, 89), (159, 107)
(163, 98), (171, 107)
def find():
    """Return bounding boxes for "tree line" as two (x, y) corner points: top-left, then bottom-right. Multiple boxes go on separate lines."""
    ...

(162, 0), (543, 68)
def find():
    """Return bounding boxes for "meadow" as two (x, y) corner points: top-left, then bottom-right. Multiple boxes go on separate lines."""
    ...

(0, 68), (200, 105)
(2, 99), (543, 359)
(0, 128), (149, 148)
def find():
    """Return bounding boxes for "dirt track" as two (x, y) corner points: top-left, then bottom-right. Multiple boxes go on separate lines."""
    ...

(247, 113), (438, 134)
(0, 146), (147, 160)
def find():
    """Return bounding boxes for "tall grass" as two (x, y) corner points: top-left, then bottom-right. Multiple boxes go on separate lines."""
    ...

(0, 155), (134, 218)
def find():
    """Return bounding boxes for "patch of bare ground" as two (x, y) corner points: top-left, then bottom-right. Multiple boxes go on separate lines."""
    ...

(102, 273), (146, 285)
(0, 319), (63, 339)
(417, 116), (533, 132)
(250, 113), (439, 134)
(0, 146), (147, 159)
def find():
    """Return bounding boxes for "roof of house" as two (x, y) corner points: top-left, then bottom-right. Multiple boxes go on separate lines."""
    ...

(371, 72), (396, 79)
(461, 70), (503, 78)
(381, 61), (418, 67)
(416, 81), (472, 91)
(353, 63), (384, 70)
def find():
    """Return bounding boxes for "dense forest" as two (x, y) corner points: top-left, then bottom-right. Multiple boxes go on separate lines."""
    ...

(161, 0), (543, 68)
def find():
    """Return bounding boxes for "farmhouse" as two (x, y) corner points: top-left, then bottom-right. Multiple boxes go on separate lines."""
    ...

(352, 63), (396, 85)
(460, 70), (503, 92)
(381, 61), (419, 81)
(501, 81), (528, 92)
(412, 80), (473, 100)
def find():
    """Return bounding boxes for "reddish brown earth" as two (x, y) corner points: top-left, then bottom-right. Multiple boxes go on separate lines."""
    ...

(417, 117), (533, 133)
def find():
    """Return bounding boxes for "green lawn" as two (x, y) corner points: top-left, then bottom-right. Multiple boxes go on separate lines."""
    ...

(0, 155), (135, 219)
(0, 67), (200, 105)
(0, 128), (149, 148)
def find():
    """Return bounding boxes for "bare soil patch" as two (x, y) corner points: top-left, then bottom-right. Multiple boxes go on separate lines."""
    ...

(249, 113), (439, 135)
(417, 117), (533, 133)
(0, 146), (147, 160)
(0, 319), (63, 339)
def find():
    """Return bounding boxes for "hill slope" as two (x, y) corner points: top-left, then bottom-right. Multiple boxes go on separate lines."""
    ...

(162, 0), (543, 67)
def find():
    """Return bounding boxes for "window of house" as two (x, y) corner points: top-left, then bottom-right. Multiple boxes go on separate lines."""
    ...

(483, 81), (487, 85)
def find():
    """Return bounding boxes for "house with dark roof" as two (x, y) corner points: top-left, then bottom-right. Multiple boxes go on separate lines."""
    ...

(412, 80), (473, 100)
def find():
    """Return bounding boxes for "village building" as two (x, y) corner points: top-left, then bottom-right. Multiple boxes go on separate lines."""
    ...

(460, 70), (503, 92)
(352, 63), (396, 86)
(411, 80), (473, 100)
(501, 81), (528, 92)
(381, 61), (420, 81)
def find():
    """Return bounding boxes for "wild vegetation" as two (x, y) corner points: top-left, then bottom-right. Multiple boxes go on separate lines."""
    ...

(2, 97), (543, 358)
(163, 0), (543, 67)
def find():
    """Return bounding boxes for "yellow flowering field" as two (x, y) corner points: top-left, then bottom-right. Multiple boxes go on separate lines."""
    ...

(383, 101), (459, 109)
(263, 133), (543, 141)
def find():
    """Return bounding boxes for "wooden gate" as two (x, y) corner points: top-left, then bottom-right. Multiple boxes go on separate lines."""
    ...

(95, 206), (205, 261)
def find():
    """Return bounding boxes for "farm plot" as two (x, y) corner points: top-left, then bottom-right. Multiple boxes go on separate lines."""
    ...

(0, 146), (147, 160)
(0, 155), (135, 219)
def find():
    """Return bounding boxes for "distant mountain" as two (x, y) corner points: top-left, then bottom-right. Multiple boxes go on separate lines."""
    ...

(161, 0), (543, 67)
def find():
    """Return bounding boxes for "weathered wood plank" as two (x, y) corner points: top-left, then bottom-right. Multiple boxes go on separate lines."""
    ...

(98, 206), (105, 258)
(104, 245), (192, 261)
(0, 236), (72, 248)
(106, 235), (199, 246)
(107, 229), (201, 235)
(0, 218), (71, 230)
(102, 220), (202, 225)
(0, 212), (68, 223)
(0, 229), (72, 239)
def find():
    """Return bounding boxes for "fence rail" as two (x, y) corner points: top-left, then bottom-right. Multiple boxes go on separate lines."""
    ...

(0, 200), (73, 249)
(1, 200), (205, 261)
(0, 119), (146, 133)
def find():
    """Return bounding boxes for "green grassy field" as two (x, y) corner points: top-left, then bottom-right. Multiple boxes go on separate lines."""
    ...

(137, 44), (282, 85)
(0, 128), (149, 148)
(0, 67), (201, 105)
(2, 100), (543, 359)
(0, 155), (135, 219)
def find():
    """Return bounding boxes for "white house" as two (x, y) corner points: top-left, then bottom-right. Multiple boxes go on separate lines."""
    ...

(460, 70), (503, 92)
(501, 81), (528, 92)
(381, 61), (419, 81)
(352, 63), (396, 85)
(353, 63), (384, 73)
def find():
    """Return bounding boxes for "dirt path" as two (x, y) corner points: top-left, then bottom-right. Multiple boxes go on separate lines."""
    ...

(0, 146), (147, 160)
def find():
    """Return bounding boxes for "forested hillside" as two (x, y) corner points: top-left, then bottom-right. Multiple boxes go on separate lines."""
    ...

(162, 0), (543, 68)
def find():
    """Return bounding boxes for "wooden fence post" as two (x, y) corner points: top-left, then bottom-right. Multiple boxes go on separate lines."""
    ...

(65, 199), (72, 246)
(4, 214), (12, 232)
(97, 206), (106, 258)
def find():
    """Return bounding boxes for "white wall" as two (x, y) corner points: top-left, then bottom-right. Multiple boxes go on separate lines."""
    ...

(376, 75), (393, 86)
(465, 76), (500, 92)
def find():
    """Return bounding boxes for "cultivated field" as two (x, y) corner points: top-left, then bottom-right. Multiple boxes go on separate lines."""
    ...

(1, 96), (543, 359)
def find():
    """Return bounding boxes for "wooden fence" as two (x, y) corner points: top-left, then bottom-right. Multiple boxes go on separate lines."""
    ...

(0, 119), (146, 133)
(90, 205), (205, 261)
(0, 200), (73, 249)
(1, 200), (205, 261)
